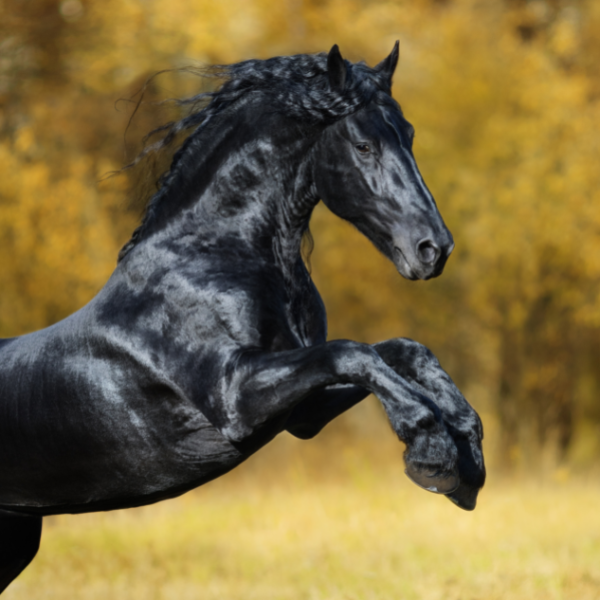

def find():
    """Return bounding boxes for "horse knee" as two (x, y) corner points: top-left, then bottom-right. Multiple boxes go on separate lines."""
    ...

(374, 337), (429, 371)
(0, 510), (42, 594)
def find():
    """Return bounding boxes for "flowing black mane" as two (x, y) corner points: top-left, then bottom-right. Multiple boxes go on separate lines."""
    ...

(118, 52), (396, 262)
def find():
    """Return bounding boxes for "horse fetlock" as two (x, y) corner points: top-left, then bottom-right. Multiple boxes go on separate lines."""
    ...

(402, 427), (459, 494)
(404, 426), (458, 466)
(381, 393), (442, 441)
(385, 397), (459, 485)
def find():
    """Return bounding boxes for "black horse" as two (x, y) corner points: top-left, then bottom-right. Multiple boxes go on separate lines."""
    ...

(0, 44), (485, 593)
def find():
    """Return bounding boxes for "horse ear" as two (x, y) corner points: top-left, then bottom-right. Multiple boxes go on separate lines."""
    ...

(327, 44), (347, 92)
(375, 40), (400, 87)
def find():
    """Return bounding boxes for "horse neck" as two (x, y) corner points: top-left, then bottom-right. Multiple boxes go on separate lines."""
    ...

(156, 111), (319, 271)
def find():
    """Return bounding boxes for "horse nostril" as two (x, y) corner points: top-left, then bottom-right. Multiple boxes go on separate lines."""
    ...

(416, 239), (440, 265)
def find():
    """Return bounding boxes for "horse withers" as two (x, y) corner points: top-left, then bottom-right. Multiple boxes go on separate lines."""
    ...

(0, 44), (485, 592)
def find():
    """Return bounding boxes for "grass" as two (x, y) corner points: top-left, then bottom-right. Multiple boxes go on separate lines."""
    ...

(5, 405), (600, 599)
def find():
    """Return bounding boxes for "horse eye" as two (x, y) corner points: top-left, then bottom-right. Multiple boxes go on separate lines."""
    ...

(355, 143), (371, 154)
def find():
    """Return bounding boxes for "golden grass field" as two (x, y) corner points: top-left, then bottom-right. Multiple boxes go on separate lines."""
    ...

(5, 406), (600, 600)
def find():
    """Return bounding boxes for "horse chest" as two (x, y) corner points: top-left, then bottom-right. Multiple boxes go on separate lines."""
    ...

(184, 257), (325, 352)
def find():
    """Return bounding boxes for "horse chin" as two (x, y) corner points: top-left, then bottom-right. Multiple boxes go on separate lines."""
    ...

(397, 266), (419, 281)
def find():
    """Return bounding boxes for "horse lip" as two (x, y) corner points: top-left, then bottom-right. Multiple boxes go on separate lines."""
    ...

(394, 244), (449, 281)
(393, 246), (419, 280)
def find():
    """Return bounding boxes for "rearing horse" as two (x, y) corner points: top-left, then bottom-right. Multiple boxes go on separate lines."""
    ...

(0, 44), (485, 592)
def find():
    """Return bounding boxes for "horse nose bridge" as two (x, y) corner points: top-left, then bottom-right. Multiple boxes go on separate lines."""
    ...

(403, 196), (449, 243)
(414, 188), (454, 249)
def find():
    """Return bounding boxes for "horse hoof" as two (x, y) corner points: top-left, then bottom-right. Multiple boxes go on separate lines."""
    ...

(404, 466), (460, 494)
(445, 484), (479, 511)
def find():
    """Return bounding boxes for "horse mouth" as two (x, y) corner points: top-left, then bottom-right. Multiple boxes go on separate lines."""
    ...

(393, 245), (449, 281)
(393, 246), (418, 280)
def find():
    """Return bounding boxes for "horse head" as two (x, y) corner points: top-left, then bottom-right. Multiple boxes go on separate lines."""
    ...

(314, 44), (454, 281)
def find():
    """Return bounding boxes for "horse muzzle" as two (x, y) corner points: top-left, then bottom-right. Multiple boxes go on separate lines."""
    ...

(393, 235), (454, 281)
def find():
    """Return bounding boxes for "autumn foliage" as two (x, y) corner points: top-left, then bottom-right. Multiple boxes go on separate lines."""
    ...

(1, 0), (599, 470)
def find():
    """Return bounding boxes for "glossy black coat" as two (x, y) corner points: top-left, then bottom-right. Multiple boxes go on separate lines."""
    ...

(0, 44), (485, 592)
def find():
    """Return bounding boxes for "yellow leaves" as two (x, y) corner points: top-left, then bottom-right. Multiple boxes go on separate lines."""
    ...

(550, 8), (581, 59)
(14, 125), (36, 155)
(0, 140), (118, 334)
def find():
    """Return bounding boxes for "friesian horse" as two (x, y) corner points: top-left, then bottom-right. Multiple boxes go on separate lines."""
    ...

(0, 44), (485, 592)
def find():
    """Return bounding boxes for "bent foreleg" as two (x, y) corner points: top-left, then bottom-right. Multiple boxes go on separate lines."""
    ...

(281, 337), (485, 509)
(216, 340), (459, 494)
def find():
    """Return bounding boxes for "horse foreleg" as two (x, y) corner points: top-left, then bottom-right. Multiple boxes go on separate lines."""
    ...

(262, 338), (485, 510)
(372, 338), (485, 510)
(219, 340), (460, 495)
(0, 510), (42, 594)
(285, 383), (369, 439)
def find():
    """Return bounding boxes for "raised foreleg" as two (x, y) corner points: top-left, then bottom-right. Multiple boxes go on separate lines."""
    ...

(283, 338), (485, 509)
(214, 340), (460, 494)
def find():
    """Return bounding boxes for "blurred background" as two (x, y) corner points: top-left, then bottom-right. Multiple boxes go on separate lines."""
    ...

(2, 0), (600, 598)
